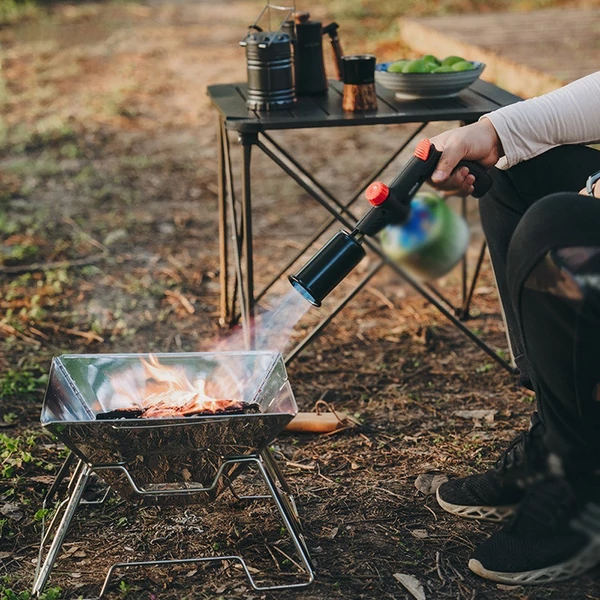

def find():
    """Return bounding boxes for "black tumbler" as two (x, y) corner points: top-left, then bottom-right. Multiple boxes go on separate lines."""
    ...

(289, 231), (366, 306)
(241, 31), (295, 111)
(294, 19), (328, 95)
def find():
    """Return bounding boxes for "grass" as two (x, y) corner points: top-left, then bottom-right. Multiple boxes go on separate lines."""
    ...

(0, 0), (39, 26)
(0, 368), (48, 398)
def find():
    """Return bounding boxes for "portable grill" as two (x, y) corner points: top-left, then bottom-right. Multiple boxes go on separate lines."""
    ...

(33, 351), (314, 598)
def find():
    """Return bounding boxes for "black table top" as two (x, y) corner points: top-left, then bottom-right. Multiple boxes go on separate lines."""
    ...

(207, 79), (522, 134)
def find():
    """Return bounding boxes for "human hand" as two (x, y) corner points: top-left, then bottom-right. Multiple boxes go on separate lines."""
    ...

(428, 118), (504, 196)
(579, 170), (600, 198)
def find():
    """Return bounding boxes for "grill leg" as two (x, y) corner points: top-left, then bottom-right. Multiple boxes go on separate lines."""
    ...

(96, 455), (313, 596)
(33, 458), (92, 597)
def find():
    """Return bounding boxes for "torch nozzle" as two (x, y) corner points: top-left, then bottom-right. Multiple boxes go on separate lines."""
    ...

(287, 231), (366, 307)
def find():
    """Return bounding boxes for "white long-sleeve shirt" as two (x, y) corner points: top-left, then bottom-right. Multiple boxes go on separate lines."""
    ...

(484, 71), (600, 169)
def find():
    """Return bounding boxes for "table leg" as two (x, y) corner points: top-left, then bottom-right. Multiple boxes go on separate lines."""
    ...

(240, 133), (257, 349)
(459, 239), (487, 320)
(217, 118), (229, 327)
(223, 124), (246, 329)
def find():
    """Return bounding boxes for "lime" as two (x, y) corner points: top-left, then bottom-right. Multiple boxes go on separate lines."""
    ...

(422, 54), (441, 68)
(431, 65), (454, 73)
(441, 55), (466, 67)
(402, 58), (430, 73)
(387, 60), (408, 73)
(451, 60), (475, 71)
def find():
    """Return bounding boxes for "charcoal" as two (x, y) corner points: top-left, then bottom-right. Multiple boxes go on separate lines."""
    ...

(96, 408), (144, 420)
(185, 402), (261, 417)
(95, 403), (261, 420)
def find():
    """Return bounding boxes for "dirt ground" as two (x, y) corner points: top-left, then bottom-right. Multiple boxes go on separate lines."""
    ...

(1, 1), (600, 599)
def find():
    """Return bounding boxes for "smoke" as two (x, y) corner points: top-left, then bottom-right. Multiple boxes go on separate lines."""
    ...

(215, 288), (311, 356)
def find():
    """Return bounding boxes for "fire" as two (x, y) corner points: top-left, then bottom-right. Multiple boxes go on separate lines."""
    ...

(109, 354), (244, 418)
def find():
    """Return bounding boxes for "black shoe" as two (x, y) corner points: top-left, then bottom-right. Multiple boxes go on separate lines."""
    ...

(469, 473), (600, 585)
(436, 413), (547, 522)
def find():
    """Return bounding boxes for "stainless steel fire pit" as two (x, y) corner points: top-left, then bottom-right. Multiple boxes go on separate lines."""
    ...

(33, 351), (314, 598)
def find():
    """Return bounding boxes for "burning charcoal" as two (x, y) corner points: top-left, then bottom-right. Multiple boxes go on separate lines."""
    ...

(96, 408), (144, 420)
(185, 402), (262, 417)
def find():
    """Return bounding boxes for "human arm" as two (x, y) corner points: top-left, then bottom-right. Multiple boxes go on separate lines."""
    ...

(429, 71), (600, 195)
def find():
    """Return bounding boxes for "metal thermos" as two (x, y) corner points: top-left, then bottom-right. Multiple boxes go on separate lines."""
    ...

(240, 30), (295, 111)
(294, 16), (327, 95)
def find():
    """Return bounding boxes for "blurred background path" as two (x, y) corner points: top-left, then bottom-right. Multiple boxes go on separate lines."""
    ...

(398, 7), (600, 98)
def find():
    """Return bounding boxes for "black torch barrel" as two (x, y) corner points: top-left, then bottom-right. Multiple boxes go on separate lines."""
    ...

(288, 231), (366, 307)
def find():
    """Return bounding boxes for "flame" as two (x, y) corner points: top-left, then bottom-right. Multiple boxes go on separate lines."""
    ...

(110, 354), (244, 418)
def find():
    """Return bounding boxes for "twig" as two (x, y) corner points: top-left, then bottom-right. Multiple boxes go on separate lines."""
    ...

(164, 289), (195, 314)
(28, 326), (50, 341)
(374, 486), (406, 501)
(265, 544), (282, 572)
(0, 322), (40, 345)
(0, 253), (108, 275)
(436, 551), (446, 584)
(39, 322), (104, 343)
(62, 216), (109, 253)
(270, 543), (304, 573)
(401, 365), (432, 383)
(423, 502), (438, 521)
(365, 286), (396, 310)
(285, 461), (315, 471)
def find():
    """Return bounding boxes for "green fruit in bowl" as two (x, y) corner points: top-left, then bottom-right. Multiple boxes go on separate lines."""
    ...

(451, 60), (475, 71)
(402, 58), (430, 73)
(441, 55), (467, 67)
(431, 65), (454, 73)
(387, 60), (409, 73)
(422, 54), (441, 67)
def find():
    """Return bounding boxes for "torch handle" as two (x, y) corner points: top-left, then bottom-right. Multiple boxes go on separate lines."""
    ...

(355, 140), (492, 237)
(454, 159), (492, 198)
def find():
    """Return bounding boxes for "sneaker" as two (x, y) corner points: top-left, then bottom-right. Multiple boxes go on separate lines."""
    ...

(469, 473), (600, 584)
(436, 412), (547, 522)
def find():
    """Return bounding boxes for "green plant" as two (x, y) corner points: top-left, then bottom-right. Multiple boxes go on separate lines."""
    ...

(0, 586), (62, 600)
(0, 0), (39, 26)
(2, 413), (17, 425)
(0, 431), (54, 479)
(34, 508), (50, 522)
(0, 369), (47, 398)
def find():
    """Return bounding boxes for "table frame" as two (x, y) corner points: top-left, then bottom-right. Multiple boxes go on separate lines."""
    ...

(210, 79), (521, 372)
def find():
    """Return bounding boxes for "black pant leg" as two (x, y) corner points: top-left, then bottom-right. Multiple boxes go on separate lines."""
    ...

(479, 145), (600, 387)
(507, 193), (600, 467)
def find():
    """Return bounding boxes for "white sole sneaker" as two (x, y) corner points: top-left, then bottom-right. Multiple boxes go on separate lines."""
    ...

(436, 487), (517, 522)
(468, 539), (600, 585)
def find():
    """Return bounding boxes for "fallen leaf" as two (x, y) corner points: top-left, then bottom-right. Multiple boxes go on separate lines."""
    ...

(393, 573), (426, 600)
(1, 503), (24, 522)
(410, 529), (429, 539)
(29, 475), (56, 485)
(454, 409), (497, 423)
(414, 473), (449, 495)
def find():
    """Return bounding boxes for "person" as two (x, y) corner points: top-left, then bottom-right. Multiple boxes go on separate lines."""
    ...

(426, 71), (600, 585)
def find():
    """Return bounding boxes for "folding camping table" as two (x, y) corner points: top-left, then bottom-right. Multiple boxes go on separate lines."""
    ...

(207, 79), (522, 371)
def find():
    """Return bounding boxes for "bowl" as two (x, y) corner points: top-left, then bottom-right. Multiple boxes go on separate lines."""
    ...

(375, 61), (485, 100)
